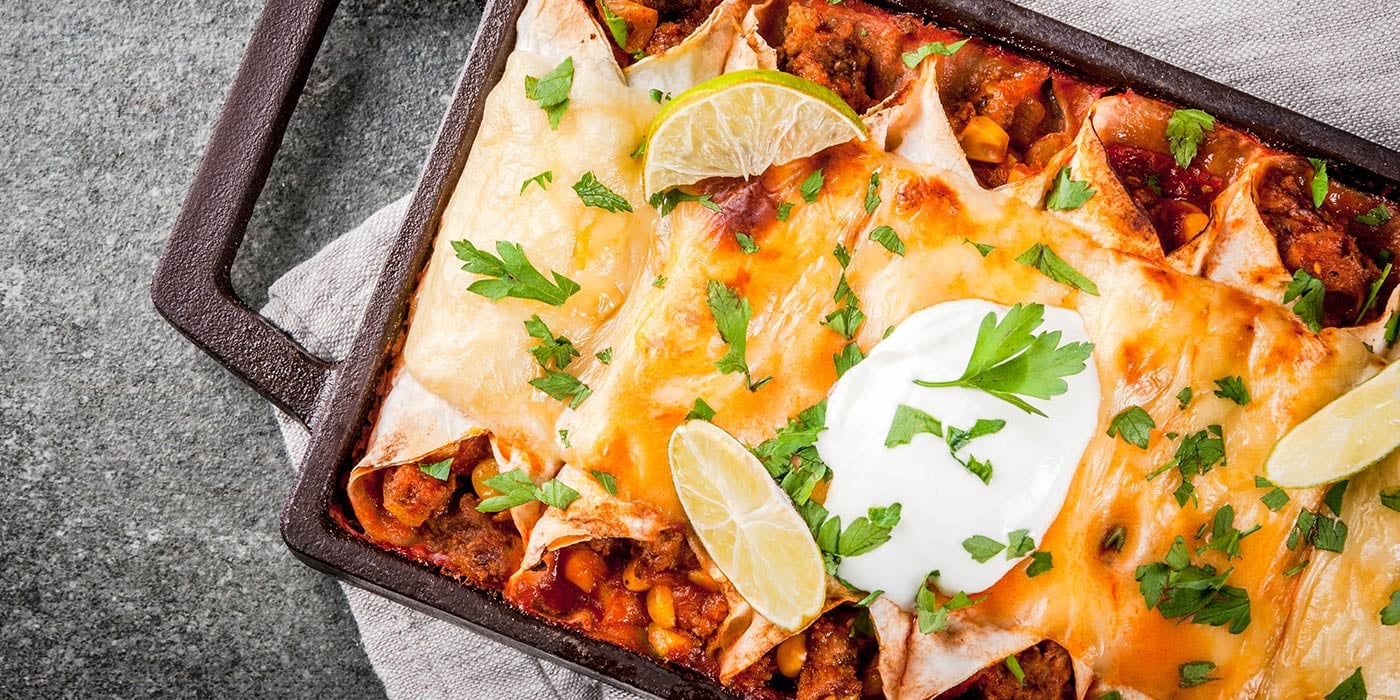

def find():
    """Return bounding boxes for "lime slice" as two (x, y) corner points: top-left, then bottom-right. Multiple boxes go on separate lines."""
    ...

(643, 69), (867, 196)
(1265, 360), (1400, 488)
(668, 420), (825, 630)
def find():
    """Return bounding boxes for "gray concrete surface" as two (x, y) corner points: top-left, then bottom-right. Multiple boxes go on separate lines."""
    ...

(2, 0), (1397, 697)
(2, 1), (479, 697)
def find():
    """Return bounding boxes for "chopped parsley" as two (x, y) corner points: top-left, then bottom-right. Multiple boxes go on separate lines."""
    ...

(418, 458), (453, 481)
(707, 280), (771, 391)
(529, 369), (591, 408)
(1355, 262), (1392, 324)
(1324, 479), (1350, 516)
(1212, 376), (1251, 405)
(1177, 387), (1194, 409)
(477, 469), (579, 512)
(1178, 661), (1219, 689)
(1045, 167), (1095, 210)
(1325, 669), (1366, 700)
(813, 503), (902, 576)
(1255, 475), (1290, 512)
(1135, 535), (1252, 634)
(800, 168), (825, 203)
(523, 57), (574, 130)
(1005, 655), (1026, 686)
(573, 171), (633, 213)
(595, 347), (612, 364)
(652, 275), (666, 288)
(914, 571), (985, 633)
(734, 232), (760, 254)
(649, 188), (721, 216)
(965, 238), (995, 257)
(776, 201), (794, 221)
(629, 138), (647, 159)
(865, 171), (882, 213)
(1102, 526), (1127, 553)
(524, 314), (579, 370)
(884, 404), (943, 447)
(1097, 693), (1123, 700)
(1165, 109), (1216, 168)
(558, 429), (571, 448)
(901, 38), (968, 69)
(520, 171), (553, 193)
(1288, 508), (1348, 553)
(834, 342), (865, 378)
(1307, 158), (1330, 208)
(1026, 551), (1054, 577)
(1387, 310), (1400, 347)
(1357, 205), (1393, 227)
(1107, 405), (1155, 449)
(1382, 590), (1400, 626)
(944, 419), (1005, 483)
(453, 239), (580, 306)
(1015, 243), (1100, 295)
(962, 529), (1035, 563)
(589, 469), (617, 495)
(599, 3), (629, 50)
(869, 225), (905, 255)
(753, 401), (831, 516)
(914, 302), (1094, 416)
(649, 88), (670, 103)
(1197, 504), (1260, 560)
(1147, 425), (1226, 507)
(854, 589), (883, 607)
(1283, 560), (1310, 577)
(1381, 487), (1400, 513)
(684, 397), (716, 422)
(1284, 268), (1326, 332)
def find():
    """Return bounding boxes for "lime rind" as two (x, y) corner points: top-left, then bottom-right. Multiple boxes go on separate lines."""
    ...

(1265, 360), (1400, 489)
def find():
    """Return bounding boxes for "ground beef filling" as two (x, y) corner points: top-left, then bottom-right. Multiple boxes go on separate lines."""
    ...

(595, 0), (721, 58)
(776, 0), (931, 113)
(420, 493), (523, 589)
(1104, 143), (1225, 253)
(945, 640), (1076, 700)
(1256, 158), (1394, 326)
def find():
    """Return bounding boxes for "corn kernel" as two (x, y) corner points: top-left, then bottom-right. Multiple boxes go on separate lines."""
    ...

(646, 585), (676, 628)
(562, 548), (607, 594)
(959, 116), (1011, 164)
(776, 633), (807, 678)
(622, 559), (652, 592)
(470, 458), (502, 500)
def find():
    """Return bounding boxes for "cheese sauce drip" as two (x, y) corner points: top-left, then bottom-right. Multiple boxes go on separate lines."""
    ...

(816, 299), (1100, 607)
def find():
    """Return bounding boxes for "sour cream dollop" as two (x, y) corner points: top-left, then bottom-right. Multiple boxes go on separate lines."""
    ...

(816, 299), (1100, 608)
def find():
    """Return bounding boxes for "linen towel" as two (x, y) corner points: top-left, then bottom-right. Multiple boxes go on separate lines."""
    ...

(263, 2), (1398, 697)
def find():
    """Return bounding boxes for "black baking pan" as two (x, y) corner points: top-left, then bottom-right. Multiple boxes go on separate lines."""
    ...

(151, 0), (1400, 697)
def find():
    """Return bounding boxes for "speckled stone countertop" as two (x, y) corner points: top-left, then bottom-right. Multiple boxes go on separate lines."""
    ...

(1, 1), (478, 696)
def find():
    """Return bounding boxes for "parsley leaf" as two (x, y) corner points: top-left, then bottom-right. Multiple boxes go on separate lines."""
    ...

(649, 88), (670, 103)
(800, 169), (825, 203)
(599, 2), (629, 50)
(573, 171), (632, 213)
(1387, 310), (1400, 347)
(523, 57), (574, 130)
(1288, 508), (1348, 553)
(1147, 425), (1226, 507)
(685, 397), (716, 422)
(477, 470), (579, 512)
(1005, 655), (1026, 686)
(1307, 158), (1330, 209)
(419, 458), (452, 481)
(776, 201), (794, 221)
(652, 275), (666, 288)
(914, 571), (984, 633)
(1212, 376), (1251, 405)
(1015, 243), (1100, 295)
(1165, 109), (1216, 168)
(1381, 487), (1400, 513)
(885, 404), (944, 447)
(1325, 669), (1366, 700)
(1284, 268), (1326, 332)
(834, 342), (864, 377)
(1255, 475), (1290, 512)
(965, 238), (995, 257)
(735, 232), (760, 254)
(524, 314), (579, 370)
(1107, 406), (1155, 449)
(520, 171), (553, 193)
(589, 469), (617, 495)
(1098, 692), (1123, 700)
(1177, 387), (1194, 409)
(1045, 167), (1095, 210)
(1026, 551), (1054, 577)
(529, 369), (591, 408)
(453, 239), (581, 306)
(1355, 262), (1392, 324)
(1357, 205), (1393, 227)
(595, 347), (612, 364)
(558, 429), (571, 447)
(629, 138), (647, 159)
(1179, 661), (1219, 689)
(649, 188), (721, 216)
(1136, 535), (1252, 633)
(823, 302), (865, 340)
(869, 225), (905, 255)
(1324, 479), (1350, 516)
(1381, 590), (1400, 626)
(706, 280), (770, 391)
(915, 303), (1095, 416)
(901, 38), (968, 68)
(1198, 504), (1260, 560)
(865, 171), (882, 213)
(962, 535), (1006, 562)
(839, 504), (903, 556)
(854, 589), (883, 607)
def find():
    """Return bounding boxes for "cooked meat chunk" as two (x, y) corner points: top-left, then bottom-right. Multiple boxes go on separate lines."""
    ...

(381, 464), (455, 528)
(636, 0), (720, 55)
(945, 640), (1075, 700)
(777, 1), (921, 113)
(421, 493), (524, 589)
(797, 614), (862, 700)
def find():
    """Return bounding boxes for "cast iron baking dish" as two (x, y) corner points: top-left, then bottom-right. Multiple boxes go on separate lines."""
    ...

(151, 0), (1400, 697)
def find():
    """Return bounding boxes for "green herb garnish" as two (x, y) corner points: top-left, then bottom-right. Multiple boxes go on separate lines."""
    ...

(707, 280), (771, 391)
(1212, 376), (1251, 405)
(1166, 109), (1216, 168)
(524, 57), (574, 130)
(520, 171), (553, 193)
(1107, 405), (1155, 449)
(901, 38), (968, 68)
(1045, 167), (1095, 210)
(1015, 243), (1100, 295)
(453, 239), (580, 306)
(419, 458), (452, 481)
(477, 469), (580, 512)
(573, 171), (633, 213)
(869, 225), (905, 256)
(524, 314), (579, 370)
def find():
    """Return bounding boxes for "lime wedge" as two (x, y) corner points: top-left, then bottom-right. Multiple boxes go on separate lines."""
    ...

(643, 69), (867, 197)
(668, 420), (825, 631)
(1265, 360), (1400, 488)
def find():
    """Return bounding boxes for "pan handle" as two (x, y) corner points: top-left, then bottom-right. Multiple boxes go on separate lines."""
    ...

(152, 0), (341, 427)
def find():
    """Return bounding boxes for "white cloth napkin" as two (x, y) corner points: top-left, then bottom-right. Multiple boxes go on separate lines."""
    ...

(262, 3), (1398, 697)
